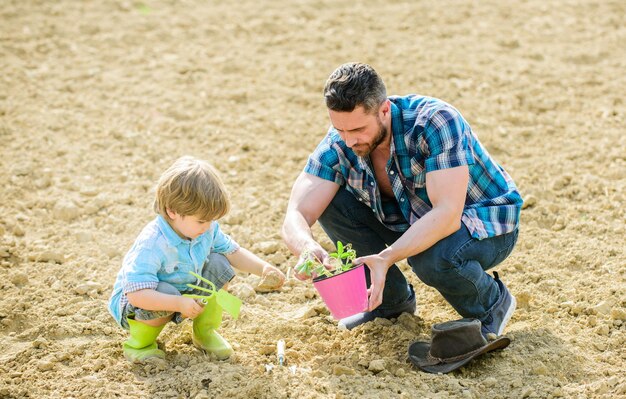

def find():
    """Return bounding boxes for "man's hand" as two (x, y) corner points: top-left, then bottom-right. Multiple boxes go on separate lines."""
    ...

(293, 244), (331, 281)
(354, 254), (391, 311)
(178, 296), (204, 319)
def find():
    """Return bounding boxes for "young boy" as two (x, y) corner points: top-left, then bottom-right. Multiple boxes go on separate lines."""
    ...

(108, 156), (285, 363)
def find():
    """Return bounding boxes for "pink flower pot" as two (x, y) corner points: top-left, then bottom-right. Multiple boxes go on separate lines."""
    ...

(313, 264), (368, 319)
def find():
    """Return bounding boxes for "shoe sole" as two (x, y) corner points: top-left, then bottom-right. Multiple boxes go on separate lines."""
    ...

(496, 294), (517, 336)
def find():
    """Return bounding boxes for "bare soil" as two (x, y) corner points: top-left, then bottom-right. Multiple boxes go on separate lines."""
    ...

(1, 0), (624, 398)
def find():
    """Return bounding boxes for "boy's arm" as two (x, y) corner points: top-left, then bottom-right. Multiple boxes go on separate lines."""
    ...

(126, 289), (204, 319)
(225, 247), (285, 285)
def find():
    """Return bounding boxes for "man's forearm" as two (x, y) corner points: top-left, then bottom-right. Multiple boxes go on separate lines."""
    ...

(380, 206), (462, 266)
(281, 210), (319, 256)
(126, 289), (181, 312)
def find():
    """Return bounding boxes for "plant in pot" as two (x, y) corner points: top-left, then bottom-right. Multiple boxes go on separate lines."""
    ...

(295, 241), (368, 319)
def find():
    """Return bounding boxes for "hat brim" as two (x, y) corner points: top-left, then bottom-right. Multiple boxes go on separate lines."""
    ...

(408, 337), (510, 374)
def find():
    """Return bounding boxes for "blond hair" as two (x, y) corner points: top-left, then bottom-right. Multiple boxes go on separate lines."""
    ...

(154, 156), (230, 221)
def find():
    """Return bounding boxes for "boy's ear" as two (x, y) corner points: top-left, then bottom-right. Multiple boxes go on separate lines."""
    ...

(166, 208), (178, 220)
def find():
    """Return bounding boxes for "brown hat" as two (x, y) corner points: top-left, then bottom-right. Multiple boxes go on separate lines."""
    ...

(408, 318), (510, 374)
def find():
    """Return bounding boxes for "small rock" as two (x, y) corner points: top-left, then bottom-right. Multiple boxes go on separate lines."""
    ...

(37, 361), (55, 371)
(53, 200), (80, 222)
(395, 368), (406, 377)
(92, 360), (106, 371)
(368, 359), (385, 373)
(101, 245), (121, 258)
(595, 324), (610, 336)
(531, 362), (548, 375)
(522, 195), (537, 209)
(29, 251), (65, 264)
(224, 212), (245, 225)
(12, 164), (32, 176)
(373, 317), (393, 327)
(302, 308), (318, 319)
(10, 272), (28, 286)
(516, 291), (532, 309)
(587, 315), (597, 327)
(593, 341), (607, 351)
(75, 231), (93, 243)
(13, 225), (25, 237)
(32, 337), (48, 348)
(268, 252), (286, 265)
(74, 281), (103, 295)
(230, 283), (256, 299)
(592, 301), (612, 315)
(610, 308), (626, 321)
(256, 241), (281, 255)
(483, 377), (497, 387)
(332, 365), (356, 376)
(259, 345), (275, 355)
(255, 270), (284, 292)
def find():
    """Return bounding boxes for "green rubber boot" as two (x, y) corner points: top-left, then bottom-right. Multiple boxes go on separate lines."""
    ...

(192, 295), (233, 360)
(123, 318), (166, 363)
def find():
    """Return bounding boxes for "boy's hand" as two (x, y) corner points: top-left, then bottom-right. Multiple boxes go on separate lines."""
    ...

(256, 264), (286, 292)
(178, 296), (204, 319)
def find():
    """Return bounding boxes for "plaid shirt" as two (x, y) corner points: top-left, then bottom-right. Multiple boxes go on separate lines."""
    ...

(305, 95), (522, 239)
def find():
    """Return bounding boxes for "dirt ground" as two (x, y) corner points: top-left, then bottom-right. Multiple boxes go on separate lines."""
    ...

(1, 0), (625, 398)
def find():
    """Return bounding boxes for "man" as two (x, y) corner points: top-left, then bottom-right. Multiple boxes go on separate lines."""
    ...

(282, 62), (522, 335)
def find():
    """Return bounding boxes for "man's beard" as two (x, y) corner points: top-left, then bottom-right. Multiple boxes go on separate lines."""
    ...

(352, 117), (388, 157)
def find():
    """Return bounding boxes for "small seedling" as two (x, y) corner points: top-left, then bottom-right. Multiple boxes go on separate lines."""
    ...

(328, 241), (357, 272)
(295, 241), (358, 279)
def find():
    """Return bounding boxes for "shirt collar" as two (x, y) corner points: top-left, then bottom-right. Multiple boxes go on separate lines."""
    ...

(390, 100), (408, 156)
(156, 215), (187, 247)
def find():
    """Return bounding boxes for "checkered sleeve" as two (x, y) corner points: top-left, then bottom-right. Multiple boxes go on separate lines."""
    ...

(123, 281), (158, 294)
(423, 107), (475, 173)
(304, 135), (345, 186)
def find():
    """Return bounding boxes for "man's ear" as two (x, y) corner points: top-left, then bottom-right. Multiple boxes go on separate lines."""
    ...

(380, 99), (391, 117)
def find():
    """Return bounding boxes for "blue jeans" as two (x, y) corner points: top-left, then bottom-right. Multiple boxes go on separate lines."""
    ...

(318, 187), (519, 321)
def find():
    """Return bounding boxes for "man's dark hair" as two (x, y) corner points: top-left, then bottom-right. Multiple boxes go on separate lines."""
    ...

(324, 62), (387, 113)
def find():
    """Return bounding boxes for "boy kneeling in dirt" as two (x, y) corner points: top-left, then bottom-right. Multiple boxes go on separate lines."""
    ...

(108, 156), (285, 363)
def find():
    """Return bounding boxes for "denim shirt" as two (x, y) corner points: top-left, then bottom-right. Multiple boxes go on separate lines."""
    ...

(108, 215), (239, 326)
(305, 95), (523, 239)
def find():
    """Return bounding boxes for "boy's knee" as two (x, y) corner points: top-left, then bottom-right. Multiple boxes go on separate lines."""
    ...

(202, 253), (235, 290)
(207, 253), (230, 269)
(138, 314), (173, 327)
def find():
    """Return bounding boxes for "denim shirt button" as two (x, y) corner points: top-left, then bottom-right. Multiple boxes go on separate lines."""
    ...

(400, 198), (405, 202)
(370, 182), (374, 186)
(390, 170), (395, 175)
